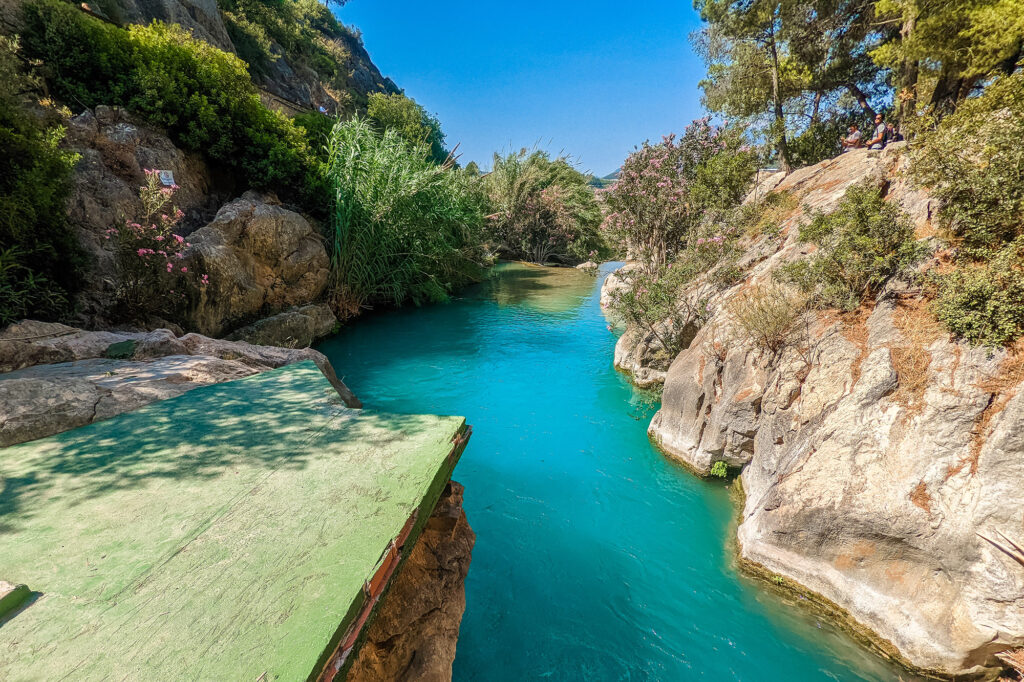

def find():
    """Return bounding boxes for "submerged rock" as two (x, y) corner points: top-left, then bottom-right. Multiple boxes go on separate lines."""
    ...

(345, 481), (475, 682)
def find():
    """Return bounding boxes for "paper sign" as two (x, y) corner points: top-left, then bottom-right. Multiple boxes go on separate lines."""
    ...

(158, 170), (175, 187)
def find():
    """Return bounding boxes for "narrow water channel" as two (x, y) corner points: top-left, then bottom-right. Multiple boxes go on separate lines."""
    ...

(318, 262), (906, 681)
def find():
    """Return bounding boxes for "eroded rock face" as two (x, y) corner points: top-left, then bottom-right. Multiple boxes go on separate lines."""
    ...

(186, 193), (330, 337)
(0, 320), (359, 446)
(630, 146), (1023, 677)
(345, 481), (475, 682)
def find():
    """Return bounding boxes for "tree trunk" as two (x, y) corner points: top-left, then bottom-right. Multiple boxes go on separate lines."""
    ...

(846, 83), (876, 118)
(810, 91), (822, 124)
(897, 13), (918, 123)
(767, 18), (792, 175)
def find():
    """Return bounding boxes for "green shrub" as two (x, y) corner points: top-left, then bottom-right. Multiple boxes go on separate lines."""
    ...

(910, 70), (1024, 252)
(710, 460), (728, 478)
(911, 71), (1024, 346)
(608, 264), (709, 356)
(218, 0), (355, 93)
(322, 117), (487, 313)
(0, 37), (82, 325)
(779, 182), (924, 310)
(728, 284), (805, 354)
(932, 240), (1024, 347)
(367, 92), (448, 165)
(482, 149), (607, 265)
(21, 0), (313, 200)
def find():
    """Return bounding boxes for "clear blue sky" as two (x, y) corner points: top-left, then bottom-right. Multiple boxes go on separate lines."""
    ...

(335, 0), (707, 176)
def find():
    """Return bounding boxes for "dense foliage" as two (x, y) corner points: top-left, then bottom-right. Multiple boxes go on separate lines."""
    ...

(602, 119), (759, 355)
(911, 71), (1024, 345)
(481, 150), (606, 265)
(779, 182), (923, 310)
(322, 117), (487, 315)
(218, 0), (357, 109)
(367, 92), (449, 165)
(0, 37), (82, 325)
(21, 0), (314, 200)
(695, 0), (1023, 170)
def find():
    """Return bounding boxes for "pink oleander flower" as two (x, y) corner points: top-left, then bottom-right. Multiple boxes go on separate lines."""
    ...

(155, 235), (164, 241)
(180, 266), (188, 273)
(166, 262), (173, 272)
(173, 234), (184, 244)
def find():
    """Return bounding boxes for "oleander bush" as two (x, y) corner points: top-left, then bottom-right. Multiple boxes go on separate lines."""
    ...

(322, 117), (487, 315)
(109, 170), (209, 321)
(779, 182), (924, 311)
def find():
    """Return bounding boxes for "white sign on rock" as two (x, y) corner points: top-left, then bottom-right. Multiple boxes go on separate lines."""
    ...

(158, 170), (176, 187)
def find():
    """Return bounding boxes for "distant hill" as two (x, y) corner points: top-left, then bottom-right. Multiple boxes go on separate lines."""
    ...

(587, 169), (620, 190)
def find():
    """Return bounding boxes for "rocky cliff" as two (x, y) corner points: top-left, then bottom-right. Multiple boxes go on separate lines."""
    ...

(608, 145), (1024, 678)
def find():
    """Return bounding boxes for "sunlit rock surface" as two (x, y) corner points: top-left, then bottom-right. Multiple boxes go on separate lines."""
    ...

(616, 146), (1024, 677)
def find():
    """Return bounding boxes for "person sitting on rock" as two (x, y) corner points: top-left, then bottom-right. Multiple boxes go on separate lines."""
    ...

(866, 113), (887, 149)
(886, 122), (904, 142)
(840, 124), (862, 152)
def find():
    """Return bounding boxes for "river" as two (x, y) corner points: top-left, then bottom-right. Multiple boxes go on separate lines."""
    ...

(317, 262), (907, 681)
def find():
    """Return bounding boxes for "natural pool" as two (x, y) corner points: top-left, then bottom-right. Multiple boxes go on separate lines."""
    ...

(318, 262), (907, 681)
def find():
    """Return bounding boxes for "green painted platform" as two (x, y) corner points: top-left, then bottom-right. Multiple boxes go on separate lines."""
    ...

(0, 361), (466, 681)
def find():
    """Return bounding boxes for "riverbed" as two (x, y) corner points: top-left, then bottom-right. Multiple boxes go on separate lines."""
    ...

(318, 262), (907, 681)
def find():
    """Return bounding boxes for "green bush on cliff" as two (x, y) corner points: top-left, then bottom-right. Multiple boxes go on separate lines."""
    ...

(911, 71), (1024, 346)
(779, 182), (924, 311)
(0, 37), (83, 325)
(21, 0), (313, 199)
(218, 0), (357, 104)
(322, 117), (487, 315)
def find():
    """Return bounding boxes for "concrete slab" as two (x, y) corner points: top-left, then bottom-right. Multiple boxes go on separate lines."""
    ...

(0, 361), (466, 681)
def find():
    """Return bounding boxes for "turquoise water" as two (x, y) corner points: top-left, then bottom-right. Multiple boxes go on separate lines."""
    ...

(318, 263), (905, 682)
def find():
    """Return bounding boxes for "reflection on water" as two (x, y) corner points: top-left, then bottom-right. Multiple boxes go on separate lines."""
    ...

(472, 262), (596, 314)
(318, 262), (916, 682)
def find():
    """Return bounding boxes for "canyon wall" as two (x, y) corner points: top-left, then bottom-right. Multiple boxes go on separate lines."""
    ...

(608, 145), (1024, 678)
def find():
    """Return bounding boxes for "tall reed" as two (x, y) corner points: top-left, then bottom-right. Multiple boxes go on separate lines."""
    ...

(322, 117), (486, 315)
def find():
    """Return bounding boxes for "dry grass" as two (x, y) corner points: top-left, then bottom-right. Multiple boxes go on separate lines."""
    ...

(728, 284), (806, 355)
(909, 481), (932, 514)
(889, 297), (945, 412)
(837, 302), (874, 389)
(997, 648), (1024, 678)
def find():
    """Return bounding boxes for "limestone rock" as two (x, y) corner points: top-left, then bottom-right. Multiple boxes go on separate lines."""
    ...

(0, 320), (360, 446)
(186, 193), (330, 337)
(346, 481), (475, 682)
(226, 304), (337, 349)
(63, 107), (221, 326)
(643, 145), (1024, 677)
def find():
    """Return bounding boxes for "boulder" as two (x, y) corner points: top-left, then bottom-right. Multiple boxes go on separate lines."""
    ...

(643, 145), (1023, 677)
(186, 193), (330, 337)
(346, 481), (475, 682)
(0, 320), (360, 446)
(226, 304), (337, 349)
